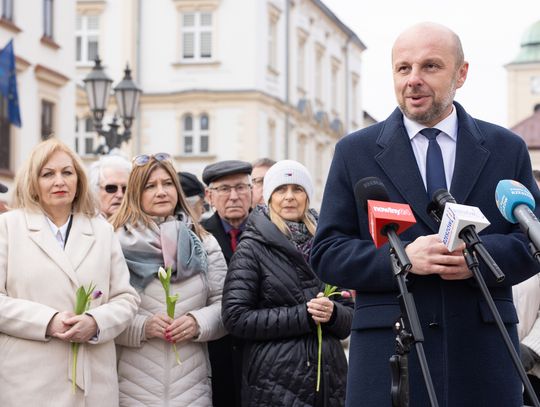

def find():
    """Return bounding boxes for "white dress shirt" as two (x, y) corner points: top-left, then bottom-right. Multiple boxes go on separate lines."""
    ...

(45, 215), (71, 249)
(403, 104), (459, 193)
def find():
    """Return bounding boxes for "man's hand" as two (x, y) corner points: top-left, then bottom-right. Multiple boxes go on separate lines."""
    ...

(405, 234), (472, 280)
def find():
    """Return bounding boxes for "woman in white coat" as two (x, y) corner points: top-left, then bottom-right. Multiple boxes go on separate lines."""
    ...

(0, 138), (140, 406)
(111, 153), (227, 406)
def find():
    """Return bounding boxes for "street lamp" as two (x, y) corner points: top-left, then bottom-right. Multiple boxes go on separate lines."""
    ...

(83, 57), (141, 154)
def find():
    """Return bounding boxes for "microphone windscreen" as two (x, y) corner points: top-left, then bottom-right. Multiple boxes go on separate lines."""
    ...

(495, 180), (535, 224)
(354, 177), (389, 213)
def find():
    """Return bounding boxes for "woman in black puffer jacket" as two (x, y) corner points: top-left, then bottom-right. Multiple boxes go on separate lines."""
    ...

(222, 160), (354, 407)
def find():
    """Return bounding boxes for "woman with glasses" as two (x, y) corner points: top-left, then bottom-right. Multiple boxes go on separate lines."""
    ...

(110, 153), (227, 406)
(0, 138), (140, 406)
(222, 160), (354, 407)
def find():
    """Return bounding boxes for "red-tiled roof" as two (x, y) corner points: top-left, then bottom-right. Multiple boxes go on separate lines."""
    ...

(511, 110), (540, 148)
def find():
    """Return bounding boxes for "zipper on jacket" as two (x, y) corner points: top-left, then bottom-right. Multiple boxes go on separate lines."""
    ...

(164, 340), (170, 406)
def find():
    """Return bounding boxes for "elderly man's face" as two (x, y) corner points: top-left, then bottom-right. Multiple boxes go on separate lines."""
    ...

(99, 167), (129, 218)
(207, 173), (251, 226)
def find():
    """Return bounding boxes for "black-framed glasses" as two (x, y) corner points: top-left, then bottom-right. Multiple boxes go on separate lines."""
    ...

(132, 152), (171, 167)
(102, 184), (127, 194)
(209, 183), (252, 196)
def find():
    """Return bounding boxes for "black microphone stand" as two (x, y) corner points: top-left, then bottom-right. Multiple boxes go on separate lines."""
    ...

(529, 242), (540, 264)
(461, 247), (540, 407)
(385, 226), (440, 407)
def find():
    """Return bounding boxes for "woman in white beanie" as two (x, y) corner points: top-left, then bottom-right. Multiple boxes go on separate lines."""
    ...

(222, 160), (353, 407)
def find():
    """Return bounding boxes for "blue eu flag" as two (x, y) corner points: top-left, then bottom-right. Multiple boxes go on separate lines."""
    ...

(0, 39), (21, 127)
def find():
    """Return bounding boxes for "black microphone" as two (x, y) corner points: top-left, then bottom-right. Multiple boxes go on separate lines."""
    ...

(427, 189), (505, 282)
(0, 182), (7, 193)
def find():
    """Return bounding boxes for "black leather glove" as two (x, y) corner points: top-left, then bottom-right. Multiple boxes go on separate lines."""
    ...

(520, 343), (539, 372)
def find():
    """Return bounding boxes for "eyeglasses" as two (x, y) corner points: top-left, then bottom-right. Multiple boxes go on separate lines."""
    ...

(209, 183), (252, 196)
(132, 152), (171, 167)
(252, 177), (264, 186)
(101, 184), (127, 194)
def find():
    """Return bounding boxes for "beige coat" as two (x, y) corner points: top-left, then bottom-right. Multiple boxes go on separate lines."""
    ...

(116, 234), (227, 407)
(0, 209), (140, 407)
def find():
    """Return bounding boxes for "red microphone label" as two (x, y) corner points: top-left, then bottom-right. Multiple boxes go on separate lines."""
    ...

(368, 200), (416, 247)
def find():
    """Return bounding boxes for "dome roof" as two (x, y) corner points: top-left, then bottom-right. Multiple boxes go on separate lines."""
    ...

(511, 20), (540, 64)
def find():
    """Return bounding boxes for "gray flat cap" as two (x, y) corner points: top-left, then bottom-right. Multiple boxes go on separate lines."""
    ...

(202, 160), (252, 185)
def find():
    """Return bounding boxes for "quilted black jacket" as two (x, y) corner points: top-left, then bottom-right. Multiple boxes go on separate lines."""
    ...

(222, 210), (354, 407)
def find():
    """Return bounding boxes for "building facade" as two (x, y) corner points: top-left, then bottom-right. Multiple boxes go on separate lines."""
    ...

(76, 0), (366, 206)
(0, 0), (76, 204)
(506, 19), (540, 168)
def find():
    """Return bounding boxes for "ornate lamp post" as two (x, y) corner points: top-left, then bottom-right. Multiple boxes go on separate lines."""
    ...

(83, 57), (141, 154)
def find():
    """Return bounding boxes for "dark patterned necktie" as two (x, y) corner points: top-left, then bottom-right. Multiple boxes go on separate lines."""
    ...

(229, 228), (240, 252)
(421, 128), (447, 199)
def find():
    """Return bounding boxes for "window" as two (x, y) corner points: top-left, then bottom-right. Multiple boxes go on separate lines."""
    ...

(41, 100), (54, 140)
(331, 62), (339, 113)
(315, 47), (324, 102)
(43, 0), (54, 39)
(351, 74), (359, 124)
(1, 0), (14, 21)
(0, 96), (10, 170)
(75, 116), (96, 155)
(181, 12), (212, 61)
(268, 15), (278, 70)
(182, 113), (210, 154)
(76, 14), (99, 64)
(297, 36), (306, 90)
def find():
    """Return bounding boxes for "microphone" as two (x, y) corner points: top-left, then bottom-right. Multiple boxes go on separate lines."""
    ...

(0, 182), (7, 193)
(495, 179), (540, 252)
(428, 189), (504, 282)
(354, 177), (416, 248)
(354, 177), (416, 273)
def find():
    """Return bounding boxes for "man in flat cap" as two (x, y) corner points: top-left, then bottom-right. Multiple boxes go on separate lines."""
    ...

(202, 159), (252, 407)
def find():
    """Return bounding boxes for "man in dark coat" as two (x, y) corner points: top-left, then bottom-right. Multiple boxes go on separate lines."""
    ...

(311, 22), (540, 407)
(201, 159), (252, 407)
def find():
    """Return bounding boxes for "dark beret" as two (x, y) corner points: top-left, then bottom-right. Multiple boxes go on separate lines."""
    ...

(202, 160), (252, 185)
(177, 172), (205, 198)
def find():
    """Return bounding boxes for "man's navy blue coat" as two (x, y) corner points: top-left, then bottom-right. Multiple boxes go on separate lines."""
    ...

(311, 102), (540, 407)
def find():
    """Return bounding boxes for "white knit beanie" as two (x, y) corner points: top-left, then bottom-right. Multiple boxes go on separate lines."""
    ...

(263, 160), (314, 204)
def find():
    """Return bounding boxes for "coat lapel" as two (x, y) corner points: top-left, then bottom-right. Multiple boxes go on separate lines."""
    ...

(64, 214), (95, 273)
(449, 103), (490, 204)
(26, 211), (81, 287)
(375, 109), (438, 231)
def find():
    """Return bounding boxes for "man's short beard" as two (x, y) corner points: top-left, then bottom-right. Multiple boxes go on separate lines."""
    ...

(400, 79), (457, 126)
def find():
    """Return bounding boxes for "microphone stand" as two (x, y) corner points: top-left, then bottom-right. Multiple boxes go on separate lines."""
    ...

(385, 226), (440, 407)
(529, 242), (540, 264)
(461, 248), (540, 407)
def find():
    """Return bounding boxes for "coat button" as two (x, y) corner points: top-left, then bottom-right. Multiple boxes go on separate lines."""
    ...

(428, 322), (439, 328)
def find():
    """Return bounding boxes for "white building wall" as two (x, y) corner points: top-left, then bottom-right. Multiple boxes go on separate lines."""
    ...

(0, 0), (76, 202)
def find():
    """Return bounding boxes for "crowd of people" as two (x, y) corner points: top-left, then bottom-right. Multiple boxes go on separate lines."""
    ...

(1, 21), (540, 407)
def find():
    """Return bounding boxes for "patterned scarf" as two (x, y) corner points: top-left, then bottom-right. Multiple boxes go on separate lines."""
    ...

(116, 213), (208, 291)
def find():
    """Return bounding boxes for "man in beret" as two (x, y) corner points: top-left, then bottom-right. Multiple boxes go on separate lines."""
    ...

(201, 159), (252, 407)
(178, 171), (207, 222)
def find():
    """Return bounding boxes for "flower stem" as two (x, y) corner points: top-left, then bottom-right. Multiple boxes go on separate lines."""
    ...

(172, 343), (182, 365)
(71, 342), (79, 394)
(316, 323), (322, 392)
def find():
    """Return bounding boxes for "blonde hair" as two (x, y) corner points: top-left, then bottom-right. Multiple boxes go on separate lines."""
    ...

(12, 138), (97, 216)
(110, 157), (206, 239)
(268, 188), (316, 237)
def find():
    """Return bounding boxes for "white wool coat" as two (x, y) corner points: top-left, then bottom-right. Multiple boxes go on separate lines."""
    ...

(116, 234), (227, 406)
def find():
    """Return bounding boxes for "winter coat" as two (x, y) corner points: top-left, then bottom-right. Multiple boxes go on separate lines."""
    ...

(222, 210), (354, 407)
(116, 234), (227, 407)
(0, 209), (140, 407)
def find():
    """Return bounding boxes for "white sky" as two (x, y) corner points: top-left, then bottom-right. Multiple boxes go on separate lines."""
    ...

(322, 0), (539, 127)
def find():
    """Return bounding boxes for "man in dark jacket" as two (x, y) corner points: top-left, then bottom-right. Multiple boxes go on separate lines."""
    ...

(311, 22), (540, 406)
(201, 159), (252, 407)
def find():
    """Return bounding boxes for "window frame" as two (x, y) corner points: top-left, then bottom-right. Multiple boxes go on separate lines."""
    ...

(180, 11), (213, 62)
(181, 113), (211, 155)
(41, 100), (55, 140)
(76, 14), (100, 65)
(43, 0), (54, 39)
(1, 0), (14, 21)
